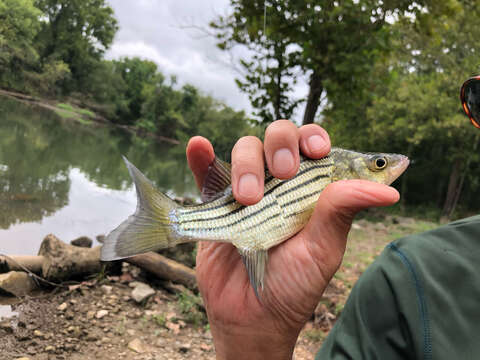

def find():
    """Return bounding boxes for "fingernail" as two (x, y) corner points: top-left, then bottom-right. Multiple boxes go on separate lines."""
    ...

(307, 135), (326, 153)
(238, 173), (260, 200)
(273, 148), (294, 176)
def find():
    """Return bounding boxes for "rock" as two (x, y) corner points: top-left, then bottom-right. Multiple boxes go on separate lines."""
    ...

(95, 310), (109, 319)
(57, 302), (68, 311)
(101, 285), (112, 294)
(178, 343), (191, 353)
(33, 329), (45, 338)
(0, 320), (13, 333)
(128, 281), (144, 288)
(128, 338), (147, 353)
(131, 282), (155, 303)
(65, 311), (74, 320)
(70, 236), (93, 248)
(45, 345), (55, 352)
(85, 332), (98, 342)
(200, 343), (212, 352)
(96, 235), (106, 243)
(0, 271), (38, 296)
(14, 358), (31, 360)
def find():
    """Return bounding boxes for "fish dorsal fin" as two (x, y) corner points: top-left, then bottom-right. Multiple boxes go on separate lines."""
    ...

(238, 248), (268, 301)
(201, 157), (232, 202)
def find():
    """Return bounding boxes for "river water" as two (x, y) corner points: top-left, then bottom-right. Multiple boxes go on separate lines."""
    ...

(0, 97), (198, 255)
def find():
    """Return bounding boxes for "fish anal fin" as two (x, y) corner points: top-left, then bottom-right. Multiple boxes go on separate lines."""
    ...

(201, 157), (232, 202)
(238, 248), (268, 301)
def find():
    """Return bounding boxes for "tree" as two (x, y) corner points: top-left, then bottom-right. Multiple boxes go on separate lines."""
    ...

(211, 0), (460, 124)
(324, 1), (480, 218)
(212, 2), (303, 123)
(0, 0), (42, 91)
(112, 57), (160, 124)
(34, 0), (118, 93)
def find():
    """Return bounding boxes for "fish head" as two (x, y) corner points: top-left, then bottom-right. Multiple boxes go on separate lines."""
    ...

(330, 148), (409, 185)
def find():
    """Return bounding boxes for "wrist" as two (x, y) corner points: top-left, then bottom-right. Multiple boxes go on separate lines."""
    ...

(210, 322), (298, 360)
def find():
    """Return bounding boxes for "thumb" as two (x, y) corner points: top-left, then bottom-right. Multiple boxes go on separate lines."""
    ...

(300, 179), (400, 277)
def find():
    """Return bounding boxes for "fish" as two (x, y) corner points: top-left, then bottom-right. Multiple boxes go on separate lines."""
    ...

(101, 148), (409, 299)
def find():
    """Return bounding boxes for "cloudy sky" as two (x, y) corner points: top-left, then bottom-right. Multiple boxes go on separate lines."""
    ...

(105, 0), (308, 122)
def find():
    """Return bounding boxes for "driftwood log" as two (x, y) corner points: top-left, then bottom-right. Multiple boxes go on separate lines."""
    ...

(0, 234), (197, 291)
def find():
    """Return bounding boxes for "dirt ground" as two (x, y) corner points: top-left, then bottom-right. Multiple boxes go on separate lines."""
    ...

(0, 215), (437, 360)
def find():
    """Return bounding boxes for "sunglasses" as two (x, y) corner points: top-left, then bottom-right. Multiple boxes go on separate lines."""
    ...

(460, 76), (480, 129)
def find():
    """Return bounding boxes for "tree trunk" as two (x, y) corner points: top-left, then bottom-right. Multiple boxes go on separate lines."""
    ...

(399, 143), (414, 212)
(441, 158), (463, 221)
(303, 71), (323, 125)
(441, 135), (479, 221)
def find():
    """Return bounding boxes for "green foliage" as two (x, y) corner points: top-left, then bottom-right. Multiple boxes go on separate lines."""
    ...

(151, 313), (167, 327)
(34, 0), (118, 93)
(112, 57), (160, 124)
(177, 290), (206, 326)
(0, 0), (42, 91)
(324, 1), (480, 216)
(211, 0), (464, 124)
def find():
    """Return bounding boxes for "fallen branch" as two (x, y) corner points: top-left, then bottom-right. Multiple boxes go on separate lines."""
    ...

(0, 234), (197, 293)
(0, 255), (44, 274)
(127, 253), (197, 290)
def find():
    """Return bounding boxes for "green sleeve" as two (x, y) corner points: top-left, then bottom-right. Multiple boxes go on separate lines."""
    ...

(316, 215), (480, 360)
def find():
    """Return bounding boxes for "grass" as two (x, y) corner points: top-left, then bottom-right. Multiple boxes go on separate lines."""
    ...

(177, 290), (206, 326)
(55, 102), (95, 124)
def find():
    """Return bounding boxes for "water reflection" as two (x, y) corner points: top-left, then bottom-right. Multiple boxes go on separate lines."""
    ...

(0, 97), (197, 254)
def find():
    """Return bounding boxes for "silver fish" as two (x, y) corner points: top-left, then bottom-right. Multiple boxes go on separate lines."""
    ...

(101, 148), (409, 298)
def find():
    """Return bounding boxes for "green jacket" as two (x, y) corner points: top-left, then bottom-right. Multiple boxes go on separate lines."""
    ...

(316, 215), (480, 359)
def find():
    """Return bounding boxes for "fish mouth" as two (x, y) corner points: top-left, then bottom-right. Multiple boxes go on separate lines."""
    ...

(386, 155), (410, 185)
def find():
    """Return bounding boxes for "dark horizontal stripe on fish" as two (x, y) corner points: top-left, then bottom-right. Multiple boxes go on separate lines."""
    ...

(181, 200), (278, 232)
(282, 189), (324, 209)
(276, 174), (329, 199)
(265, 174), (274, 183)
(239, 212), (281, 233)
(284, 210), (310, 219)
(300, 154), (330, 163)
(180, 160), (332, 217)
(263, 162), (332, 198)
(180, 197), (238, 215)
(177, 203), (246, 224)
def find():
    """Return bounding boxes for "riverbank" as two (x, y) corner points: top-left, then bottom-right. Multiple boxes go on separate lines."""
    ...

(0, 215), (437, 360)
(0, 89), (179, 145)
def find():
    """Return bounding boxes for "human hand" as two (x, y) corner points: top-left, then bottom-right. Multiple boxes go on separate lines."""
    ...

(187, 120), (400, 360)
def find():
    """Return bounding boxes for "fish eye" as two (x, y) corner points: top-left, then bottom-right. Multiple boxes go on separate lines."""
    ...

(373, 156), (387, 170)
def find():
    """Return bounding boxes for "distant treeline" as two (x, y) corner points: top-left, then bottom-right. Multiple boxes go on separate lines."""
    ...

(1, 0), (480, 218)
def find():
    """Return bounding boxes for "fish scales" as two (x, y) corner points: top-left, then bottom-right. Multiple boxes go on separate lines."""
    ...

(174, 157), (334, 250)
(101, 148), (410, 299)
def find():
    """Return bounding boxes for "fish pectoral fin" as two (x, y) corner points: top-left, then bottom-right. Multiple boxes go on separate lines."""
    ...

(201, 157), (232, 202)
(238, 248), (268, 300)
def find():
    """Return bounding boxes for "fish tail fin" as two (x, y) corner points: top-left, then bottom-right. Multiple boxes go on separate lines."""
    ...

(101, 156), (184, 261)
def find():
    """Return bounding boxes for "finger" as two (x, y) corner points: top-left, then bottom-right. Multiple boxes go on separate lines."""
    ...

(186, 136), (215, 190)
(231, 136), (264, 205)
(298, 124), (331, 158)
(301, 180), (399, 278)
(264, 120), (300, 179)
